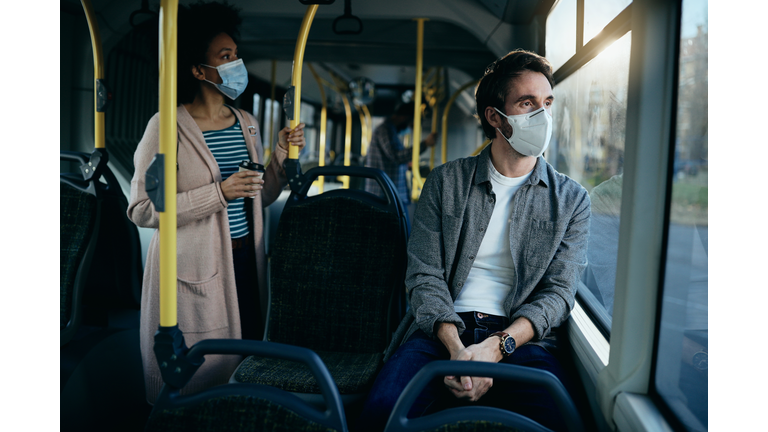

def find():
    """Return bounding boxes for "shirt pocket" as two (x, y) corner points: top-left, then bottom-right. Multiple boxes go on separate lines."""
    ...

(177, 272), (229, 334)
(525, 219), (561, 269)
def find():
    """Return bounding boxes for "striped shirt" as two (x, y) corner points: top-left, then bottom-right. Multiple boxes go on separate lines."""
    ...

(203, 119), (250, 239)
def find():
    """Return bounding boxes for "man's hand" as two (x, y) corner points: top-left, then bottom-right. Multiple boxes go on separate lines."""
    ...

(220, 171), (263, 201)
(443, 337), (502, 402)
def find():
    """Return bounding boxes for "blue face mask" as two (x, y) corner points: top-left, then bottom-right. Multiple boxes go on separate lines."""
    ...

(201, 59), (248, 100)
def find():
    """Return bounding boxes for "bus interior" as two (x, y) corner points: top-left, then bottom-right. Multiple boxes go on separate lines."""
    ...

(58, 0), (710, 431)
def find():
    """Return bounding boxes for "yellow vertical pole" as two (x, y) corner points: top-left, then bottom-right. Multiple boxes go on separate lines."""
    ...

(358, 104), (369, 157)
(289, 5), (319, 160)
(158, 0), (178, 327)
(308, 63), (327, 193)
(340, 93), (352, 189)
(81, 0), (105, 149)
(442, 80), (478, 164)
(411, 18), (428, 201)
(267, 59), (277, 161)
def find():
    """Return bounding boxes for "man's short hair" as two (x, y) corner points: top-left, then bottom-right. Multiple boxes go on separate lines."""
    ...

(475, 50), (555, 139)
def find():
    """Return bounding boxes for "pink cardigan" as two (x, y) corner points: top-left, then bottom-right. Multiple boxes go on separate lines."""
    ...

(128, 105), (288, 404)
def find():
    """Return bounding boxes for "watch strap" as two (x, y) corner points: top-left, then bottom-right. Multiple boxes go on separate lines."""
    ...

(490, 331), (512, 357)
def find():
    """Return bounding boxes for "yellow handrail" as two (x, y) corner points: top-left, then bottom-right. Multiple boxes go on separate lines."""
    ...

(158, 0), (178, 327)
(441, 80), (478, 164)
(288, 5), (319, 160)
(357, 103), (369, 157)
(471, 139), (492, 156)
(325, 71), (353, 189)
(81, 0), (105, 149)
(411, 18), (428, 202)
(307, 63), (327, 193)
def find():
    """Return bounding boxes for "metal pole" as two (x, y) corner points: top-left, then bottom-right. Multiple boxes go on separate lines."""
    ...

(411, 18), (428, 202)
(158, 0), (178, 327)
(289, 5), (319, 160)
(441, 80), (478, 164)
(81, 0), (105, 149)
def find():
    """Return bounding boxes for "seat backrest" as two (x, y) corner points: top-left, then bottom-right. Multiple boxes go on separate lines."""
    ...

(266, 166), (408, 354)
(60, 182), (99, 344)
(60, 150), (143, 343)
(383, 361), (585, 432)
(146, 339), (348, 432)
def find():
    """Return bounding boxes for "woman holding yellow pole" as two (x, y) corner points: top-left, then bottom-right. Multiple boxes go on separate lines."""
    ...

(127, 2), (305, 404)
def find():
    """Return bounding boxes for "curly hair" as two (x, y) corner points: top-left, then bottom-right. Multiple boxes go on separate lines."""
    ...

(177, 1), (243, 104)
(475, 50), (554, 139)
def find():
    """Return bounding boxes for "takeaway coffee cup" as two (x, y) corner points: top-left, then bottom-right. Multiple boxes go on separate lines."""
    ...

(238, 160), (265, 180)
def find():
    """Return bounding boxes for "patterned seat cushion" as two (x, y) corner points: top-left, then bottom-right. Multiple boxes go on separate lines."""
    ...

(146, 395), (339, 432)
(234, 351), (383, 394)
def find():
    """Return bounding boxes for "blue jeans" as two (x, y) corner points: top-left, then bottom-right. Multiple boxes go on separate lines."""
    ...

(357, 312), (573, 432)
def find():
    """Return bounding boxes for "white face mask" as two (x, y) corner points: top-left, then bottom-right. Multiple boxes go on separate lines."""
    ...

(493, 106), (552, 157)
(201, 59), (249, 100)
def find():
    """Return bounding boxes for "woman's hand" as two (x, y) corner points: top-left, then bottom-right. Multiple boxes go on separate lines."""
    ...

(277, 123), (306, 152)
(220, 171), (264, 201)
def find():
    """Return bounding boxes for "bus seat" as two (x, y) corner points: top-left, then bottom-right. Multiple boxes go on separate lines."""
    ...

(146, 339), (348, 432)
(231, 166), (409, 407)
(383, 361), (586, 432)
(60, 150), (142, 340)
(60, 180), (99, 346)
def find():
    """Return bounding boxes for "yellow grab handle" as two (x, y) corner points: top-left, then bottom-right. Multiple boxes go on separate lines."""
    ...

(471, 139), (492, 157)
(81, 0), (105, 149)
(289, 5), (319, 159)
(411, 18), (428, 202)
(442, 80), (478, 164)
(158, 0), (179, 327)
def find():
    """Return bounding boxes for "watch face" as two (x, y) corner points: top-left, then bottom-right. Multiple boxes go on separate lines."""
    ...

(503, 337), (515, 354)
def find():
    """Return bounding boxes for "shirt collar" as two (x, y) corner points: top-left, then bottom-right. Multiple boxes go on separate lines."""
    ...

(474, 144), (550, 188)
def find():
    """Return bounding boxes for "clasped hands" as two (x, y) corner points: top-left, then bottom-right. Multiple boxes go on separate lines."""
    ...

(444, 336), (502, 402)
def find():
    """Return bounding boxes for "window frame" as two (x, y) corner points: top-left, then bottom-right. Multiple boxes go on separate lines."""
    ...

(549, 3), (633, 340)
(552, 0), (689, 430)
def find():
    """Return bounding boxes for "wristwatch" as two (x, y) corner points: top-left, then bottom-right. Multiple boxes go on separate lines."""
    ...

(490, 331), (516, 357)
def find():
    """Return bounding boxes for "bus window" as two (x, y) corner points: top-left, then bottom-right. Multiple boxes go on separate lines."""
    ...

(653, 0), (708, 429)
(546, 0), (577, 71)
(549, 31), (632, 332)
(584, 0), (632, 45)
(300, 101), (317, 162)
(252, 93), (261, 121)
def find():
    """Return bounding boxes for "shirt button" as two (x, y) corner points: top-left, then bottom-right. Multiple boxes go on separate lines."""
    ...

(458, 282), (463, 287)
(489, 198), (495, 203)
(469, 255), (475, 260)
(479, 227), (484, 232)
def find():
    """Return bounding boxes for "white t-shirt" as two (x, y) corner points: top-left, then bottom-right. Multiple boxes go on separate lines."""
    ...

(453, 162), (532, 316)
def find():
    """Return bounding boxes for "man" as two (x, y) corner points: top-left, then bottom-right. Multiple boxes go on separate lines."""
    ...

(358, 50), (590, 432)
(364, 101), (437, 205)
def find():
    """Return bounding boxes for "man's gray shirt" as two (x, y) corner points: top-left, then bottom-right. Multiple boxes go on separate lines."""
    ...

(385, 146), (591, 360)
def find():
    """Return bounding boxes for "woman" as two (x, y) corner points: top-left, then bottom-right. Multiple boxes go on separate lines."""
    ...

(127, 1), (305, 404)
